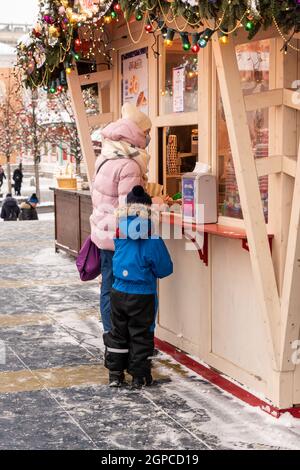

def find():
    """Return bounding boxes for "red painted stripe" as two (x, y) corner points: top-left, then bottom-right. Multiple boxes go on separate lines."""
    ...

(154, 337), (300, 419)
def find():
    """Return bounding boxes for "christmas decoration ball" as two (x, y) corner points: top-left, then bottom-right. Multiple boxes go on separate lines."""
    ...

(114, 3), (122, 12)
(49, 25), (60, 37)
(58, 6), (66, 15)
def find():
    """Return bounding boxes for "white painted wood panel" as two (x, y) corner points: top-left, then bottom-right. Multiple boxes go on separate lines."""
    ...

(158, 238), (210, 353)
(211, 236), (271, 380)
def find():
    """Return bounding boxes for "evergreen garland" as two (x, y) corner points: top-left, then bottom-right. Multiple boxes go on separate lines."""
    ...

(16, 0), (300, 91)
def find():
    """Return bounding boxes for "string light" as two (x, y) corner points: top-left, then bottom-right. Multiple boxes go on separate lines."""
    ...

(219, 32), (229, 45)
(113, 3), (122, 13)
(191, 33), (200, 53)
(135, 11), (143, 21)
(180, 33), (191, 51)
(245, 20), (254, 31)
(145, 22), (153, 33)
(164, 28), (175, 47)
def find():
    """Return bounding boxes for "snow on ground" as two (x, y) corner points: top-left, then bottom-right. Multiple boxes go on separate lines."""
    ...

(1, 219), (300, 449)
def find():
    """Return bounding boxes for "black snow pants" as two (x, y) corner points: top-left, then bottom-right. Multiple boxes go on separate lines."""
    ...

(104, 288), (155, 377)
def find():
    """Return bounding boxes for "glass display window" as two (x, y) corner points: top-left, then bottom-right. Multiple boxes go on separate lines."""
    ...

(217, 39), (270, 221)
(160, 37), (198, 115)
(158, 124), (198, 198)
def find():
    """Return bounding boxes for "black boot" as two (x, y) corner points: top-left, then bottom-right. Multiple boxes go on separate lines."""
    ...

(131, 376), (144, 389)
(145, 373), (153, 386)
(131, 373), (153, 389)
(109, 371), (125, 388)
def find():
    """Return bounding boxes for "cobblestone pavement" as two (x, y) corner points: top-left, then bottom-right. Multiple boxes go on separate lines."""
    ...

(0, 220), (300, 450)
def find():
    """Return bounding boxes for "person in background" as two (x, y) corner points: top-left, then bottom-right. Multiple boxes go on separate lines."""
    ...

(90, 103), (152, 335)
(0, 165), (6, 191)
(0, 193), (20, 221)
(19, 193), (39, 221)
(13, 163), (23, 196)
(104, 185), (173, 388)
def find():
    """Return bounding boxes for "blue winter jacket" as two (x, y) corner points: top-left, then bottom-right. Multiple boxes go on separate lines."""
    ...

(113, 210), (173, 295)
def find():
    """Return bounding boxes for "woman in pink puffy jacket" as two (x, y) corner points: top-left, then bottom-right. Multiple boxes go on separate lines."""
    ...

(90, 103), (152, 333)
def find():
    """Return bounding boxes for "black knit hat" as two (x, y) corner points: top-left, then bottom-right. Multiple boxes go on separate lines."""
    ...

(126, 185), (152, 206)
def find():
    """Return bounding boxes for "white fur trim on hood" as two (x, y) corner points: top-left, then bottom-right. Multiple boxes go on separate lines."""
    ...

(121, 103), (152, 132)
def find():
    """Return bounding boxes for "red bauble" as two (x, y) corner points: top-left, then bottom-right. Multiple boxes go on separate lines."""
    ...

(114, 3), (122, 12)
(145, 24), (152, 33)
(32, 29), (41, 38)
(192, 44), (200, 53)
(75, 39), (81, 46)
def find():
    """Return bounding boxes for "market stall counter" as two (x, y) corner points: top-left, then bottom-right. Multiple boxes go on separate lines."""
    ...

(161, 212), (274, 266)
(51, 188), (92, 256)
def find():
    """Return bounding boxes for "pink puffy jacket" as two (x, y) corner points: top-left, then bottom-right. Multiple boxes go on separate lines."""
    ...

(90, 118), (149, 251)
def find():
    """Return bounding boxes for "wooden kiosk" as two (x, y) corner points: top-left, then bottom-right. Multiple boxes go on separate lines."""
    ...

(26, 1), (300, 412)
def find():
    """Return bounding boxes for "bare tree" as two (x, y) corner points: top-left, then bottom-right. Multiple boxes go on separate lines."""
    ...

(17, 87), (51, 201)
(0, 70), (23, 193)
(46, 87), (98, 175)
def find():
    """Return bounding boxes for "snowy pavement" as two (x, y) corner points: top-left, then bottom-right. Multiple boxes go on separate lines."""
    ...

(0, 220), (300, 450)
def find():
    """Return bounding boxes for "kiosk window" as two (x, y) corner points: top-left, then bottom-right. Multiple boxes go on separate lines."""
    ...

(217, 39), (270, 221)
(160, 38), (198, 115)
(158, 125), (198, 198)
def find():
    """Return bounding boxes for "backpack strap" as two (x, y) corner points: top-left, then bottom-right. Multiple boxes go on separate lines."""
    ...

(95, 155), (142, 177)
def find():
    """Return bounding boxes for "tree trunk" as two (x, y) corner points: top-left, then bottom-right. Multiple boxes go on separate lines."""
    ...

(75, 158), (81, 175)
(34, 160), (41, 202)
(6, 157), (12, 194)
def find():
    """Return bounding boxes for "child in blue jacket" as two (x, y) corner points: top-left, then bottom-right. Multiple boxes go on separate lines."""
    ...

(104, 185), (173, 388)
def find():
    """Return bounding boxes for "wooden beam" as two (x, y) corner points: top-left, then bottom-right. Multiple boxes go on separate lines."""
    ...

(87, 112), (113, 128)
(153, 111), (198, 128)
(282, 156), (297, 178)
(244, 89), (283, 111)
(280, 141), (300, 371)
(255, 155), (297, 178)
(212, 37), (281, 370)
(67, 67), (97, 185)
(79, 70), (112, 86)
(283, 88), (300, 111)
(255, 155), (282, 177)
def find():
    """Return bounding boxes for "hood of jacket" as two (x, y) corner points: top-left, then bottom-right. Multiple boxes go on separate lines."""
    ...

(101, 118), (147, 149)
(4, 197), (18, 208)
(95, 139), (150, 184)
(115, 204), (159, 240)
(20, 201), (33, 210)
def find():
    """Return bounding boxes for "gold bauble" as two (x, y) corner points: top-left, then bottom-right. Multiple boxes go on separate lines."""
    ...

(49, 25), (60, 38)
(66, 7), (73, 18)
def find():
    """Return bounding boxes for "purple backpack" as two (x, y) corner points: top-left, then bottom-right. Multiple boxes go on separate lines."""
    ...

(76, 235), (101, 281)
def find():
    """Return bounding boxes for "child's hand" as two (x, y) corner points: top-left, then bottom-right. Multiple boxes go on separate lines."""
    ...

(151, 196), (164, 205)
